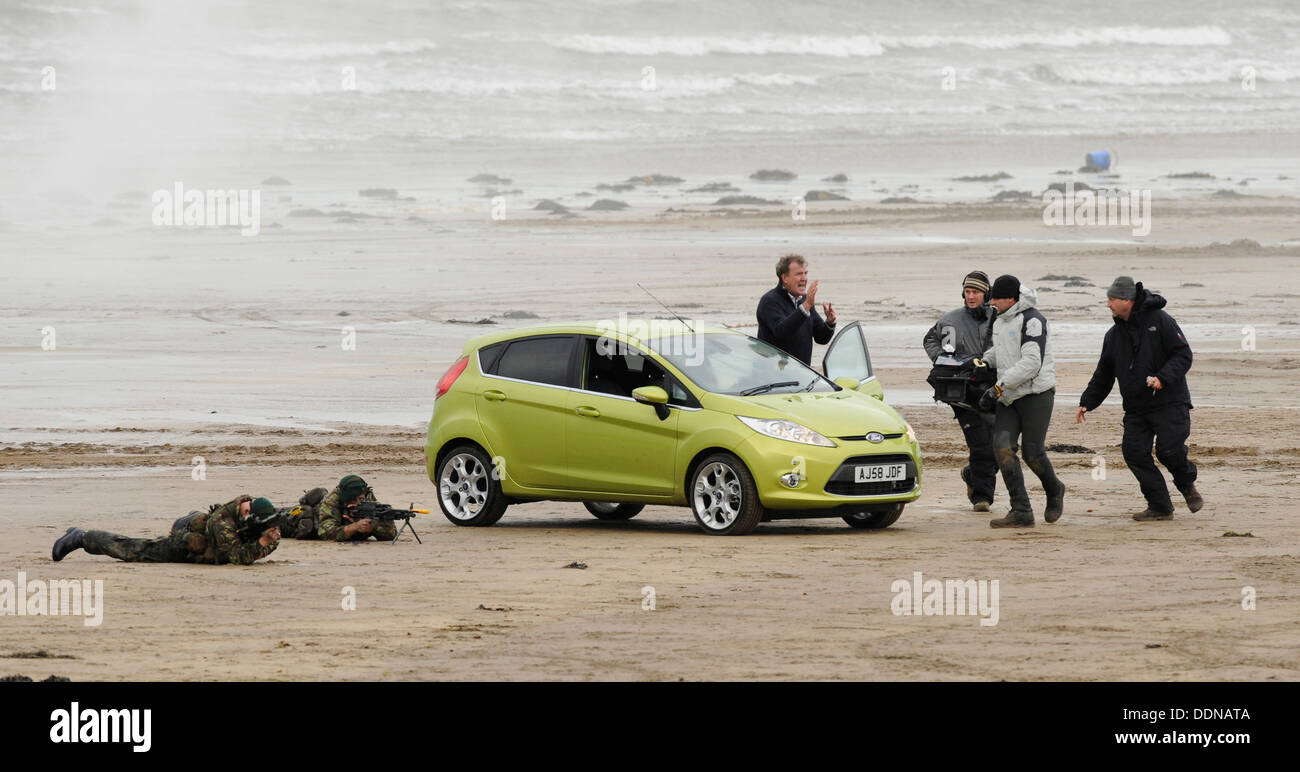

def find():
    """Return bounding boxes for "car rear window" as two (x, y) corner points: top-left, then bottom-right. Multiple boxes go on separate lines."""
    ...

(494, 336), (573, 387)
(477, 342), (507, 373)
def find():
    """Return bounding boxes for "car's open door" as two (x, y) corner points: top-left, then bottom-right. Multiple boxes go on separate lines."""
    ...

(822, 321), (884, 400)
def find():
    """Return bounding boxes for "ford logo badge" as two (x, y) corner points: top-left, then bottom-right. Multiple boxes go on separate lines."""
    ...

(866, 432), (884, 443)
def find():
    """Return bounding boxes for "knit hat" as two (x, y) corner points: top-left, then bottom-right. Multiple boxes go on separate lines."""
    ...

(962, 270), (991, 295)
(338, 474), (368, 500)
(990, 274), (1021, 300)
(1106, 275), (1137, 300)
(250, 497), (275, 516)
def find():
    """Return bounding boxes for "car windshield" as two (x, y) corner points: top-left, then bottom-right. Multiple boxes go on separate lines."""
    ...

(646, 333), (836, 396)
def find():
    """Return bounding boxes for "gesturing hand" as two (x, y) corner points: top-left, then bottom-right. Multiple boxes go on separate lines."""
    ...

(823, 302), (836, 325)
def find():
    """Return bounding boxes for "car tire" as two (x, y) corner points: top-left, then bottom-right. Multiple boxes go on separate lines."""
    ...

(583, 501), (645, 520)
(437, 444), (508, 527)
(843, 503), (905, 530)
(690, 453), (764, 535)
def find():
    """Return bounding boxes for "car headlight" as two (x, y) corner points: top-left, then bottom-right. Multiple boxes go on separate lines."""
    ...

(906, 422), (917, 445)
(738, 416), (836, 447)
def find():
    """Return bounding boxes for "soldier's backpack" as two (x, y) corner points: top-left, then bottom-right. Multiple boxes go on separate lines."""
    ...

(171, 509), (212, 554)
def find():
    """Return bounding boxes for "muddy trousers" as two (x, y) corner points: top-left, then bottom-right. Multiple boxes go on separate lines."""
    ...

(82, 530), (188, 563)
(1121, 404), (1197, 513)
(992, 388), (1063, 515)
(953, 404), (997, 504)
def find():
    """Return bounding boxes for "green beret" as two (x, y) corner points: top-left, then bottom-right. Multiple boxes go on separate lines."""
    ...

(250, 497), (275, 516)
(338, 474), (368, 499)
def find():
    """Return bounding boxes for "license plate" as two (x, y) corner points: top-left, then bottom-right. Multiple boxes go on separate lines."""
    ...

(854, 463), (907, 483)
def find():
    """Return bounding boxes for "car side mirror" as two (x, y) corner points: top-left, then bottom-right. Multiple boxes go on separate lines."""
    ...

(860, 380), (885, 401)
(632, 386), (671, 421)
(632, 386), (668, 405)
(833, 377), (859, 391)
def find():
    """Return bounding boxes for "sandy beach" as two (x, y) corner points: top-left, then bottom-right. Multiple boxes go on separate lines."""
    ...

(4, 196), (1299, 681)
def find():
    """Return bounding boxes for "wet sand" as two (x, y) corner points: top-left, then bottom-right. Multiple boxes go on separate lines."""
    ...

(3, 198), (1300, 680)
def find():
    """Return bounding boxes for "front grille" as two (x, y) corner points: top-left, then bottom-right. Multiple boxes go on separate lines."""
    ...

(824, 454), (916, 496)
(836, 432), (905, 441)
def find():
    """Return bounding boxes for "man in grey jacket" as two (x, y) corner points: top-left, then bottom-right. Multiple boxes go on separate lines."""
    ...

(923, 270), (997, 511)
(980, 275), (1065, 528)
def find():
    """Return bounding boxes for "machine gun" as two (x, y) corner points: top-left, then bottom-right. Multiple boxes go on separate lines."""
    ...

(353, 500), (429, 544)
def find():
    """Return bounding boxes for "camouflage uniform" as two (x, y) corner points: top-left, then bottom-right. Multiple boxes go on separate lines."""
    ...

(316, 486), (397, 542)
(81, 495), (278, 565)
(269, 488), (329, 540)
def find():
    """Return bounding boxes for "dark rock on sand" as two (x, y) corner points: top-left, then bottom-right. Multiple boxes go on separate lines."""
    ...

(481, 188), (522, 197)
(1064, 279), (1093, 287)
(750, 169), (797, 182)
(1181, 282), (1205, 287)
(625, 174), (684, 185)
(687, 182), (739, 193)
(1036, 274), (1089, 282)
(597, 183), (636, 192)
(991, 190), (1033, 202)
(359, 188), (400, 199)
(1053, 170), (1073, 175)
(588, 199), (629, 210)
(499, 310), (541, 319)
(469, 174), (513, 185)
(261, 176), (292, 186)
(952, 172), (1011, 182)
(804, 190), (848, 201)
(1048, 443), (1094, 454)
(1045, 182), (1094, 194)
(1211, 189), (1250, 198)
(447, 318), (498, 325)
(1077, 164), (1107, 174)
(533, 199), (570, 213)
(715, 195), (780, 205)
(822, 173), (849, 183)
(1166, 171), (1214, 179)
(879, 196), (921, 204)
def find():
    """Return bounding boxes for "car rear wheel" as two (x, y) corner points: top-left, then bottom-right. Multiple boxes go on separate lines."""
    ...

(437, 445), (508, 526)
(843, 503), (904, 530)
(583, 501), (645, 520)
(690, 453), (764, 535)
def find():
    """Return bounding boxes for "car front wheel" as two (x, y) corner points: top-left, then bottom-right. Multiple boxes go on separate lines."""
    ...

(843, 503), (904, 530)
(583, 501), (645, 521)
(690, 453), (764, 535)
(437, 444), (508, 526)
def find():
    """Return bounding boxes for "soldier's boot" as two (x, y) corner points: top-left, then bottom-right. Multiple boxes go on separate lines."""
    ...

(989, 509), (1034, 528)
(1133, 508), (1174, 522)
(51, 528), (86, 562)
(1044, 480), (1065, 524)
(1178, 484), (1204, 513)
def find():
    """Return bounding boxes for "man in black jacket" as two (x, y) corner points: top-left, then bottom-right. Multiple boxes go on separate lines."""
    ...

(1076, 276), (1203, 520)
(923, 270), (997, 511)
(756, 254), (836, 365)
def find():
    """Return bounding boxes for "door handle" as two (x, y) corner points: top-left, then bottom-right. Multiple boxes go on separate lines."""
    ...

(482, 390), (507, 402)
(575, 406), (601, 417)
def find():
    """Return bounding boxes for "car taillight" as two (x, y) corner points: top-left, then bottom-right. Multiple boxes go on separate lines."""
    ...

(435, 356), (469, 400)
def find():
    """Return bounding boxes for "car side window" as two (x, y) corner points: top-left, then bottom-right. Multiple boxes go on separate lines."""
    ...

(478, 342), (507, 374)
(582, 338), (694, 407)
(493, 336), (574, 387)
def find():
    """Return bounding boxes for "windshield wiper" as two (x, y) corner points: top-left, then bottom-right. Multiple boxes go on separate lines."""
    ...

(740, 380), (799, 396)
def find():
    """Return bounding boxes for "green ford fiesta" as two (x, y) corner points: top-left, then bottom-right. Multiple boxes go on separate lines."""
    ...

(425, 319), (922, 535)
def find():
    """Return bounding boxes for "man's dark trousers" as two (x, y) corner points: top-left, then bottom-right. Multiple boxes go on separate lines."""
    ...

(953, 405), (996, 504)
(1121, 404), (1197, 513)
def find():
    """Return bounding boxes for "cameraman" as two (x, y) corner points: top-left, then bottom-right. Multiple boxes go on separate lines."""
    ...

(923, 271), (997, 512)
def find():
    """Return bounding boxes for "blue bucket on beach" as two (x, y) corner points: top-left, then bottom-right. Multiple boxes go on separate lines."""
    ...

(1084, 150), (1112, 170)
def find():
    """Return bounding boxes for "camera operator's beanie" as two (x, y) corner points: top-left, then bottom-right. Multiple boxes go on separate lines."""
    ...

(990, 274), (1021, 301)
(338, 474), (368, 499)
(1106, 275), (1137, 300)
(250, 497), (275, 516)
(962, 271), (991, 296)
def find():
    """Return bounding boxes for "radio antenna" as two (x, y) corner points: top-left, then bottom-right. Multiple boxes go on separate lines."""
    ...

(637, 283), (694, 332)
